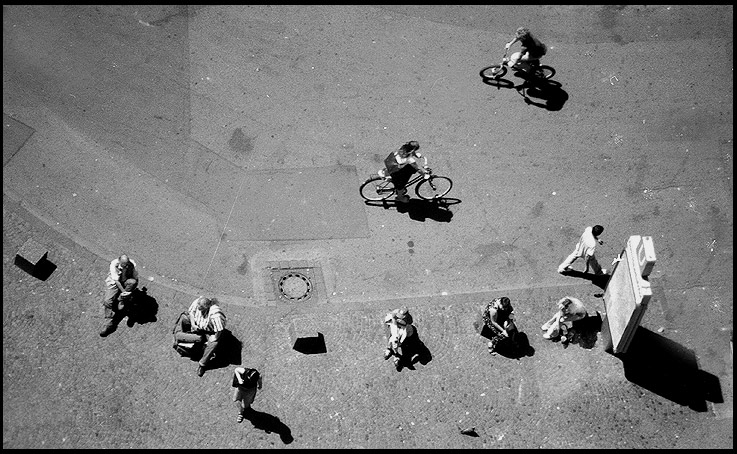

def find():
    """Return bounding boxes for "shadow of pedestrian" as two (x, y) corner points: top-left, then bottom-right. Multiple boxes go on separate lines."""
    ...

(125, 287), (159, 326)
(558, 269), (610, 289)
(406, 335), (433, 369)
(616, 327), (724, 412)
(243, 410), (294, 444)
(364, 198), (461, 223)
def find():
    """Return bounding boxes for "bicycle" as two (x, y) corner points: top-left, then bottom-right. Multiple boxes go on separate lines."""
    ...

(479, 49), (555, 85)
(359, 165), (453, 202)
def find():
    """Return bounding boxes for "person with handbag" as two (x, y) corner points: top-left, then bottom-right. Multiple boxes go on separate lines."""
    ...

(483, 297), (518, 355)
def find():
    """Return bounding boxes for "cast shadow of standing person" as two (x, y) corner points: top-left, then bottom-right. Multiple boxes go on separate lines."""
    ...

(244, 410), (294, 444)
(401, 331), (433, 371)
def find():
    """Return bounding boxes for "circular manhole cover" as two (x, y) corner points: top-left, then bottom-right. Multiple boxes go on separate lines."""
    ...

(278, 273), (313, 301)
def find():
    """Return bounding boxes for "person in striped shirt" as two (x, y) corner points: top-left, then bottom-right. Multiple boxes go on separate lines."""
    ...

(187, 296), (227, 377)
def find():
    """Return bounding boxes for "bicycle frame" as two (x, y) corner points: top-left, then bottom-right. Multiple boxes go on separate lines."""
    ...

(400, 173), (428, 191)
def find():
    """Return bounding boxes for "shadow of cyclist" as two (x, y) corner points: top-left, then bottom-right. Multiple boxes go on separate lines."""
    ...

(363, 197), (460, 222)
(516, 79), (569, 111)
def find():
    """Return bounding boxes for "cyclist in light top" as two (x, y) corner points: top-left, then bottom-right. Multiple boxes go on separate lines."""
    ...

(504, 27), (547, 70)
(379, 140), (431, 204)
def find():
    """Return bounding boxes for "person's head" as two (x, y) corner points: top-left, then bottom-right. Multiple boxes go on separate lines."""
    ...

(395, 315), (409, 327)
(118, 254), (131, 268)
(592, 225), (604, 237)
(515, 27), (530, 39)
(195, 296), (214, 314)
(557, 297), (573, 311)
(493, 296), (511, 310)
(398, 141), (420, 157)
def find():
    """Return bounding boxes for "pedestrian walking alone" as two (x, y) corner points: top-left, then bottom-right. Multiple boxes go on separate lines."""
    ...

(558, 225), (607, 275)
(100, 254), (139, 337)
(233, 367), (262, 423)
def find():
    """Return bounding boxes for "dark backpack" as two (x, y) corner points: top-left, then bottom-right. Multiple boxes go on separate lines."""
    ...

(384, 151), (400, 175)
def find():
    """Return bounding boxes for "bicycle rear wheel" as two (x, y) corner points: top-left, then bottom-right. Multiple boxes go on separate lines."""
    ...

(360, 176), (395, 201)
(415, 176), (452, 200)
(480, 65), (507, 80)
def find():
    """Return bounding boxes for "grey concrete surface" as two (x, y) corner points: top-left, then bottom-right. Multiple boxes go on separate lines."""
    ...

(3, 4), (733, 448)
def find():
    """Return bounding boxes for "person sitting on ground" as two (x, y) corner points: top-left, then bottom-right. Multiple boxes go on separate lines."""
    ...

(541, 296), (588, 342)
(177, 296), (227, 377)
(504, 27), (547, 71)
(483, 297), (518, 355)
(378, 141), (431, 204)
(100, 254), (139, 337)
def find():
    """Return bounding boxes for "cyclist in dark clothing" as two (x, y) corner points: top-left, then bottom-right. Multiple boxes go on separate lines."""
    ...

(378, 141), (430, 204)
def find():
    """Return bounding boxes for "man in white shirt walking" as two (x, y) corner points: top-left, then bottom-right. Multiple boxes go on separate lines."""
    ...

(558, 225), (607, 275)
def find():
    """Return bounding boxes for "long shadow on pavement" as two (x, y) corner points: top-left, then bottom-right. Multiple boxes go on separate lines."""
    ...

(517, 80), (569, 111)
(615, 327), (724, 412)
(481, 75), (569, 111)
(559, 269), (610, 290)
(364, 197), (461, 223)
(243, 409), (294, 444)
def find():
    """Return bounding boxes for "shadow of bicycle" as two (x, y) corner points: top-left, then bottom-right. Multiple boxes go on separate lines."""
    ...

(481, 73), (569, 111)
(364, 197), (461, 223)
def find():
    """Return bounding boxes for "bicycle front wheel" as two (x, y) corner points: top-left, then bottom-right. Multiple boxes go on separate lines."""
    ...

(360, 176), (396, 201)
(480, 65), (507, 80)
(415, 176), (452, 200)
